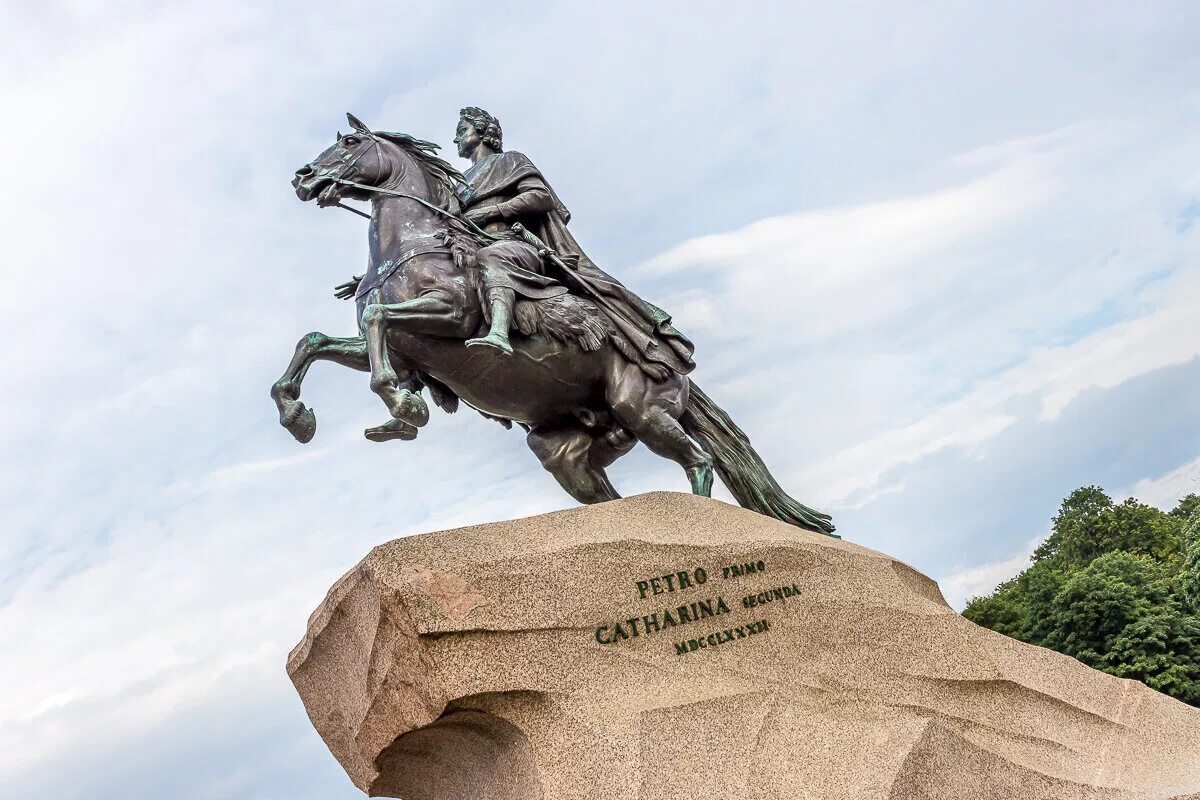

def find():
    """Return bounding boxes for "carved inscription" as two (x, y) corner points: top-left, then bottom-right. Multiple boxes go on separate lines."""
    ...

(592, 557), (799, 655)
(635, 567), (707, 600)
(593, 595), (732, 644)
(675, 619), (770, 655)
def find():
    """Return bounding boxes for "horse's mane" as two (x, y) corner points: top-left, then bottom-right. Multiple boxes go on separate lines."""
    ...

(374, 131), (465, 210)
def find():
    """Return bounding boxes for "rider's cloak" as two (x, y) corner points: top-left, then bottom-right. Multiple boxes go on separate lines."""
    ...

(459, 151), (696, 377)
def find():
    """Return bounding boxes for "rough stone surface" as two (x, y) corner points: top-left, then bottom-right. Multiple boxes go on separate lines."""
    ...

(288, 492), (1200, 799)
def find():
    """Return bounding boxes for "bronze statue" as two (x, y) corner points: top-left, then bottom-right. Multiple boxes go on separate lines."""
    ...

(272, 110), (835, 535)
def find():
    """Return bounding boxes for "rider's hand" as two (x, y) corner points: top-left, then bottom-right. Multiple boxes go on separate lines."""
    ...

(463, 205), (498, 225)
(334, 275), (363, 300)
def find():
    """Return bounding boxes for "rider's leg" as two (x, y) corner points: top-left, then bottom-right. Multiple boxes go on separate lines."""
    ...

(466, 286), (516, 355)
(464, 240), (562, 356)
(606, 362), (713, 497)
(271, 333), (369, 443)
(527, 424), (621, 504)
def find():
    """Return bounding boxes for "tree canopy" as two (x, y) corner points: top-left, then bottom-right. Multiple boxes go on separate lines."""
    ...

(963, 487), (1200, 706)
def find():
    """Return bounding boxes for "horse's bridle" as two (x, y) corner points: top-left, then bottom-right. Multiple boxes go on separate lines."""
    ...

(325, 132), (382, 193)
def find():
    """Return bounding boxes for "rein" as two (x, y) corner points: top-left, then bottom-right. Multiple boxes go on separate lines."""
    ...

(332, 176), (496, 242)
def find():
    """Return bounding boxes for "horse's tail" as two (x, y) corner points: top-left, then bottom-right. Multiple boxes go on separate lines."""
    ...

(680, 381), (837, 537)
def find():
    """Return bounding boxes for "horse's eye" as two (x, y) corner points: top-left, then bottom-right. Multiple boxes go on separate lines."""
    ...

(344, 137), (358, 146)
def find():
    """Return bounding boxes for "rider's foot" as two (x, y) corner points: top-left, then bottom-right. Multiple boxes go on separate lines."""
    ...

(364, 419), (419, 442)
(465, 333), (514, 356)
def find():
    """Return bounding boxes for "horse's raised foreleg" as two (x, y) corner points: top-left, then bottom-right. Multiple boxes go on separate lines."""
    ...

(527, 424), (622, 505)
(361, 292), (464, 426)
(271, 332), (369, 443)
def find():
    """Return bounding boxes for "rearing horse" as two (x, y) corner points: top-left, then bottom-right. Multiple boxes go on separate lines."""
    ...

(272, 114), (835, 535)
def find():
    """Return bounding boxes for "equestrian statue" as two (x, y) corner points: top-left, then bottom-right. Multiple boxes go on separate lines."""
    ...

(272, 108), (836, 535)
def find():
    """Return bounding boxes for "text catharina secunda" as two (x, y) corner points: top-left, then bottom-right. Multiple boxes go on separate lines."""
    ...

(592, 558), (801, 656)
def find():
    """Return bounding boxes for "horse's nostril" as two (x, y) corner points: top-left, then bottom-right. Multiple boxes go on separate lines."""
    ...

(292, 165), (314, 189)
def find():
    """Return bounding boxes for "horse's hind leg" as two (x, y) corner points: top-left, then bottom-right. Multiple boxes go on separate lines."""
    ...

(606, 363), (714, 496)
(527, 424), (621, 504)
(271, 332), (370, 443)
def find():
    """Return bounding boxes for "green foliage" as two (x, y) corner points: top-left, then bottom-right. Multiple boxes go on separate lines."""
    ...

(1033, 485), (1112, 563)
(1033, 487), (1183, 569)
(1183, 504), (1200, 609)
(963, 559), (1066, 642)
(1043, 552), (1168, 665)
(1107, 608), (1200, 704)
(963, 487), (1200, 707)
(962, 586), (1022, 638)
(1170, 492), (1200, 521)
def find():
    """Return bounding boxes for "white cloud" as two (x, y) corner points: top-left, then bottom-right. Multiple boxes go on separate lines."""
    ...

(1127, 455), (1200, 511)
(636, 117), (1200, 509)
(799, 270), (1200, 508)
(640, 153), (1057, 342)
(1023, 299), (1200, 422)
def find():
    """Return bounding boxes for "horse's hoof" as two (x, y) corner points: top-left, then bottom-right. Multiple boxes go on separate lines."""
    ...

(686, 461), (715, 497)
(391, 389), (430, 427)
(365, 419), (418, 442)
(282, 404), (317, 443)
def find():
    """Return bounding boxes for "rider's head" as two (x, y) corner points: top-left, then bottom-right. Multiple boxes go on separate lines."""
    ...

(455, 107), (502, 158)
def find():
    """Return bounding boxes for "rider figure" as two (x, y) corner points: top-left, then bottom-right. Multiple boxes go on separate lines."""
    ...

(455, 107), (568, 354)
(454, 107), (696, 377)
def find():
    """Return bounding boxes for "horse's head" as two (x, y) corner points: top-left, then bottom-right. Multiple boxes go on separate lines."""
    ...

(292, 113), (464, 211)
(292, 113), (393, 207)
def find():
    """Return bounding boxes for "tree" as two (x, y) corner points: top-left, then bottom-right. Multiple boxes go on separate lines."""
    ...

(963, 556), (1067, 644)
(1169, 492), (1200, 521)
(962, 582), (1022, 638)
(1033, 485), (1112, 563)
(1106, 608), (1200, 704)
(1182, 503), (1200, 610)
(963, 486), (1200, 707)
(1043, 552), (1167, 667)
(1058, 497), (1181, 568)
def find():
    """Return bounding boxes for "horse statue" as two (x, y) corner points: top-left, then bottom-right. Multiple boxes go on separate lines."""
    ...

(272, 114), (835, 536)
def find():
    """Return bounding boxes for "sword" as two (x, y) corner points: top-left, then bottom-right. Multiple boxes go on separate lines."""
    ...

(509, 223), (567, 267)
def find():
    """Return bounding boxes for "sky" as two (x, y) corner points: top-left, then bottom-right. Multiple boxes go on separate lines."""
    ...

(1, 2), (1198, 798)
